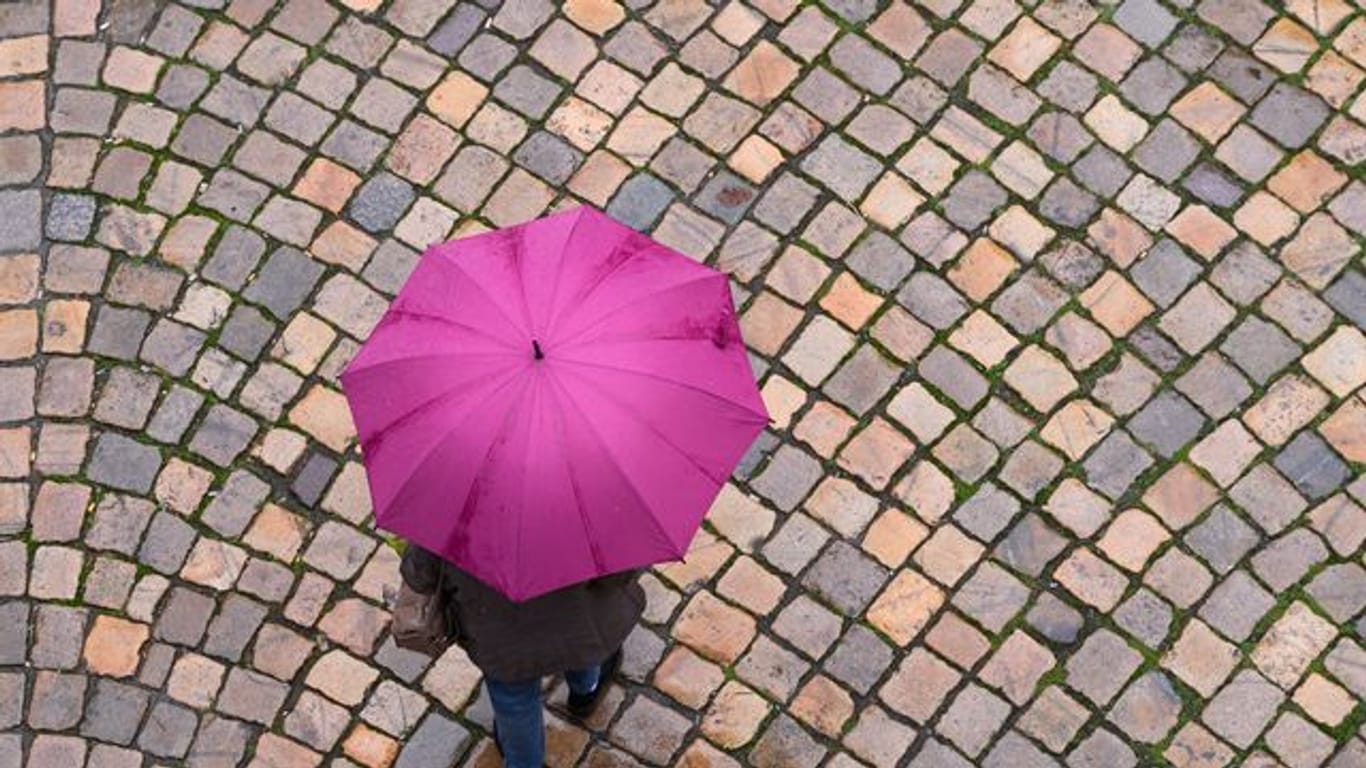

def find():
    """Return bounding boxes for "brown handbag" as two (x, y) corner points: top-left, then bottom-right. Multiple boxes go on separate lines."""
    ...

(392, 570), (453, 657)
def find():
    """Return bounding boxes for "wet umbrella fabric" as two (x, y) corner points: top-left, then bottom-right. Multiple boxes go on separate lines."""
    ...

(340, 206), (768, 601)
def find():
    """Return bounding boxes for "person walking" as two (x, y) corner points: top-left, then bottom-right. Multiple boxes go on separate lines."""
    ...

(340, 208), (768, 764)
(398, 542), (644, 767)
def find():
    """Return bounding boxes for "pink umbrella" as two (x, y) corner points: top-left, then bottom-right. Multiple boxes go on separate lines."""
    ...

(340, 206), (769, 601)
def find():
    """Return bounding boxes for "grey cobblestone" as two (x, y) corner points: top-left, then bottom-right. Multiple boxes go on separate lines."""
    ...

(14, 2), (1366, 766)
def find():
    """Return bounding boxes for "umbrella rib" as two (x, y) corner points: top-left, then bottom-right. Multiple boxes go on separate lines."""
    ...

(552, 272), (722, 351)
(545, 233), (639, 338)
(360, 362), (526, 476)
(510, 227), (537, 338)
(554, 356), (770, 423)
(546, 368), (685, 558)
(543, 372), (608, 574)
(560, 367), (733, 487)
(441, 252), (533, 338)
(381, 308), (521, 350)
(411, 373), (531, 586)
(510, 371), (542, 600)
(343, 350), (524, 379)
(540, 207), (587, 338)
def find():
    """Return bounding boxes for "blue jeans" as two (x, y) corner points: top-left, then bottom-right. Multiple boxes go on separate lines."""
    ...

(485, 664), (601, 768)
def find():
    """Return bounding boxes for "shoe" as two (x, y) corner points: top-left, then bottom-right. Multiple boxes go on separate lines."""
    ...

(567, 649), (622, 720)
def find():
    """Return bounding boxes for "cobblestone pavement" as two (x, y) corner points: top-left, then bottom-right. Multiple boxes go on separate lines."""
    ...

(3, 0), (1366, 765)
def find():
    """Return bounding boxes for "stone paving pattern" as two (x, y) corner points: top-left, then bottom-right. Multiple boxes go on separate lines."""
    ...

(3, 0), (1366, 765)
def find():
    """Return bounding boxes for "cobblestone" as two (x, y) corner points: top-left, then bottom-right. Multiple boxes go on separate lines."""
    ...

(8, 2), (1365, 766)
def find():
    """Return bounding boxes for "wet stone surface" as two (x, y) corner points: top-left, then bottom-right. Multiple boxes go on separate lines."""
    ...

(7, 0), (1366, 766)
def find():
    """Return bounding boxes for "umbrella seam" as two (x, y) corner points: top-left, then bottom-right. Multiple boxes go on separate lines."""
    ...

(539, 206), (588, 339)
(343, 351), (525, 381)
(545, 367), (687, 559)
(511, 370), (539, 601)
(440, 247), (534, 339)
(371, 364), (528, 524)
(543, 369), (609, 577)
(552, 355), (771, 424)
(349, 358), (526, 445)
(552, 272), (726, 352)
(554, 364), (734, 489)
(375, 308), (522, 350)
(440, 372), (536, 598)
(543, 232), (643, 340)
(509, 225), (536, 342)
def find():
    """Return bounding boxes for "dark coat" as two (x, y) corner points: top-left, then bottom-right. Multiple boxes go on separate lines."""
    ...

(399, 544), (645, 683)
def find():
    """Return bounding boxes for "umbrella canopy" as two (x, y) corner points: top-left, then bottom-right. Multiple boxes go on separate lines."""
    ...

(340, 206), (769, 601)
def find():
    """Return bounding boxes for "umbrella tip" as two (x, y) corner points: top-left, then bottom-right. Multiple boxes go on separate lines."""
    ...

(533, 339), (545, 360)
